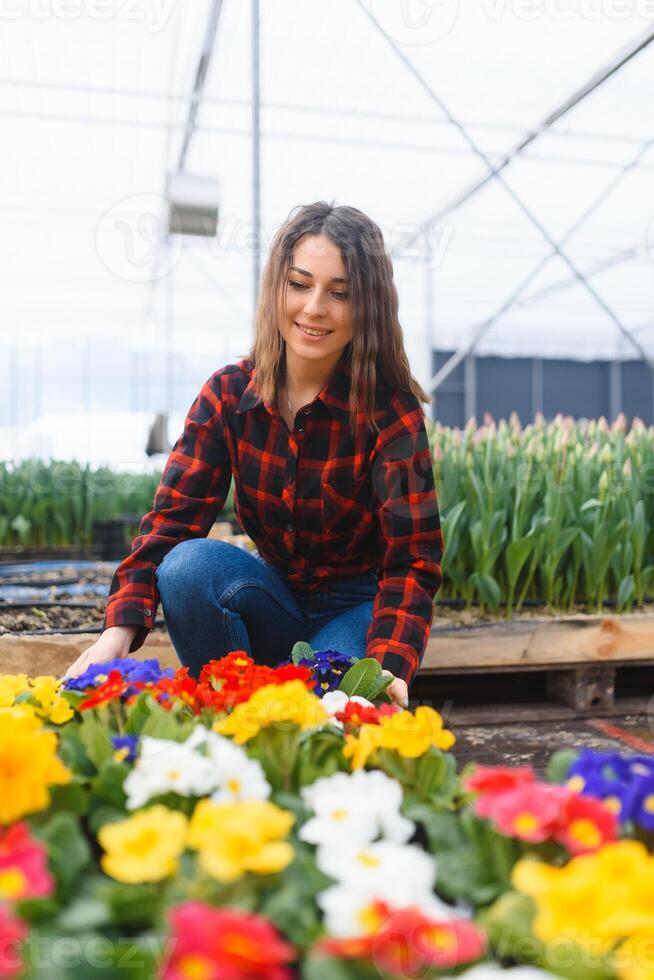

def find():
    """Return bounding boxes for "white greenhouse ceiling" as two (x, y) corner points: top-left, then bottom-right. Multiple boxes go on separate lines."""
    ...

(0, 0), (653, 424)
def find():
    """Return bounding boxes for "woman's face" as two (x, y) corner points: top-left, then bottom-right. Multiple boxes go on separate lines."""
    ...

(279, 233), (354, 371)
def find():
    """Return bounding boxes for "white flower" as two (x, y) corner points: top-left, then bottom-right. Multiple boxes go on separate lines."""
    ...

(320, 691), (374, 727)
(124, 736), (216, 809)
(316, 840), (436, 908)
(210, 754), (270, 803)
(300, 769), (414, 846)
(317, 888), (454, 938)
(186, 725), (271, 803)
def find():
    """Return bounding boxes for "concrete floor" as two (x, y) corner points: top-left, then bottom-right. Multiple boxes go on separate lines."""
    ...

(451, 713), (654, 775)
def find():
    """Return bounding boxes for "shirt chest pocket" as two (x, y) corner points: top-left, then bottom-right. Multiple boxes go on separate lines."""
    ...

(321, 471), (375, 540)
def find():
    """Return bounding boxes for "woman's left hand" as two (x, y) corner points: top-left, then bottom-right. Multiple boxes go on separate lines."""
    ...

(382, 669), (409, 709)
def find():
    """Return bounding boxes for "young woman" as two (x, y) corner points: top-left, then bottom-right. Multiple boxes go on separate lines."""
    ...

(66, 202), (444, 707)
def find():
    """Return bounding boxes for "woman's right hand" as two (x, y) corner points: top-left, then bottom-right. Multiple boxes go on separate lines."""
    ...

(64, 625), (139, 680)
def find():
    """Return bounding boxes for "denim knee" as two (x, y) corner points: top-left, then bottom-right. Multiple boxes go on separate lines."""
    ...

(156, 538), (253, 604)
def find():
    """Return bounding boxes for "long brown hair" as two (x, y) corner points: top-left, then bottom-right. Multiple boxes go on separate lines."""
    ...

(246, 200), (431, 438)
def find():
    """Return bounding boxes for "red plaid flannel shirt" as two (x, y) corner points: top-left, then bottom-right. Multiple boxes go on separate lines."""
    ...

(103, 347), (444, 684)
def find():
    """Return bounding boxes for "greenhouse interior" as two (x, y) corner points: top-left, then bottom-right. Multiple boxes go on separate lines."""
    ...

(0, 2), (654, 978)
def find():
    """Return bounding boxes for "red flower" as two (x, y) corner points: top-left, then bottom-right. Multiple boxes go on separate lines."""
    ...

(317, 904), (486, 976)
(196, 653), (314, 714)
(161, 901), (295, 980)
(78, 670), (128, 710)
(463, 764), (535, 796)
(552, 792), (618, 854)
(135, 668), (201, 713)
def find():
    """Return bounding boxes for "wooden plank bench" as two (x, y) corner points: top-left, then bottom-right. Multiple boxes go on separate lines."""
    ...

(415, 613), (654, 724)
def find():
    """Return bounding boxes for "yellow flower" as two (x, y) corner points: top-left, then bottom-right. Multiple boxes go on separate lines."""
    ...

(30, 676), (74, 725)
(343, 706), (456, 770)
(512, 841), (654, 949)
(187, 799), (294, 882)
(613, 930), (654, 980)
(0, 675), (30, 707)
(213, 680), (328, 744)
(0, 708), (71, 823)
(98, 805), (188, 883)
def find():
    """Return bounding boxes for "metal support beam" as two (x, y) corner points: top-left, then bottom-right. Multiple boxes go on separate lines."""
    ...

(177, 0), (224, 172)
(354, 1), (654, 385)
(609, 358), (622, 423)
(387, 24), (654, 255)
(464, 354), (476, 426)
(252, 0), (262, 318)
(424, 134), (654, 395)
(531, 358), (544, 421)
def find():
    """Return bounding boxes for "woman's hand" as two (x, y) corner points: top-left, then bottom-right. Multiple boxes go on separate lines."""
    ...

(64, 625), (139, 680)
(381, 669), (409, 709)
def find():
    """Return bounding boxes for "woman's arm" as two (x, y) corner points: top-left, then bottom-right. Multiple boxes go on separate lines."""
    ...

(365, 392), (444, 690)
(66, 373), (232, 676)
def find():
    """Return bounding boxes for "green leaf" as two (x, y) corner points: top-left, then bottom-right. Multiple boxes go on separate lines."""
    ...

(546, 748), (578, 784)
(78, 712), (113, 769)
(338, 658), (382, 698)
(618, 573), (635, 609)
(291, 641), (315, 665)
(39, 812), (91, 902)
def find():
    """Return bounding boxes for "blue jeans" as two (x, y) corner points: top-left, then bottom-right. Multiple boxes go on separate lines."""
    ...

(155, 538), (379, 676)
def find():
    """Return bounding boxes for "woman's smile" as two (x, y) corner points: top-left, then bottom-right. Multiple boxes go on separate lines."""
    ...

(295, 321), (334, 340)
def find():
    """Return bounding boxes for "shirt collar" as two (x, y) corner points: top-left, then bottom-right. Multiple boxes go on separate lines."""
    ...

(236, 345), (352, 424)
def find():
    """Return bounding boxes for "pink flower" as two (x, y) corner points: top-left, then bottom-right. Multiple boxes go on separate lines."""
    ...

(481, 783), (569, 842)
(160, 902), (295, 980)
(0, 824), (54, 902)
(463, 765), (536, 818)
(0, 904), (27, 977)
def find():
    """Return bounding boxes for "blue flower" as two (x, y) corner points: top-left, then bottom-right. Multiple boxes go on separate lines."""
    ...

(564, 748), (654, 826)
(622, 774), (654, 830)
(111, 735), (139, 764)
(64, 657), (174, 695)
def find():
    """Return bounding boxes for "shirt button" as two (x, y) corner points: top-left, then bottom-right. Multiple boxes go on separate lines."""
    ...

(144, 609), (151, 617)
(297, 426), (304, 433)
(286, 524), (293, 532)
(303, 407), (311, 415)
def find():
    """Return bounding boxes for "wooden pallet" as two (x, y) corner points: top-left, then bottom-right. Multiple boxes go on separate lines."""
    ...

(415, 613), (654, 724)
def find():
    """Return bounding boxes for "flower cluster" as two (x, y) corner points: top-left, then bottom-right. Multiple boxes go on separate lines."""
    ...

(99, 797), (294, 885)
(343, 704), (456, 770)
(512, 840), (654, 976)
(464, 764), (618, 854)
(63, 656), (175, 696)
(195, 652), (314, 713)
(123, 726), (270, 809)
(0, 673), (73, 724)
(280, 648), (355, 695)
(0, 649), (651, 979)
(214, 679), (328, 744)
(162, 902), (295, 980)
(565, 748), (654, 831)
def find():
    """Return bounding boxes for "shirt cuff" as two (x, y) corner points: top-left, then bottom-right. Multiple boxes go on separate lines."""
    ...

(365, 640), (419, 687)
(103, 598), (156, 654)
